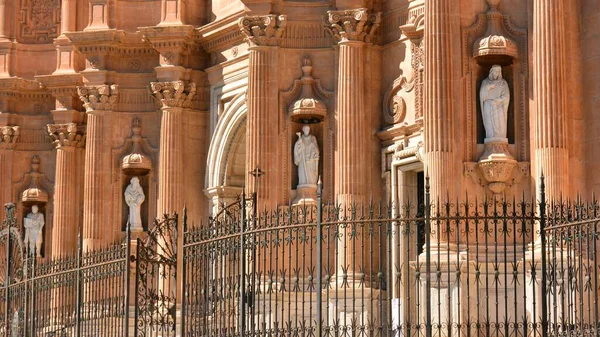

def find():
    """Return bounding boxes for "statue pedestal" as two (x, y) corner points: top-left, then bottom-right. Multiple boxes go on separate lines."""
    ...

(293, 184), (317, 205)
(477, 139), (516, 194)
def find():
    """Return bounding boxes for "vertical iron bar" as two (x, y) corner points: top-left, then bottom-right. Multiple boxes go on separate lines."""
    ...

(424, 176), (431, 337)
(540, 174), (548, 337)
(181, 207), (187, 337)
(76, 228), (83, 336)
(240, 190), (247, 337)
(134, 238), (141, 336)
(29, 254), (35, 336)
(4, 203), (13, 336)
(316, 178), (323, 337)
(124, 222), (132, 337)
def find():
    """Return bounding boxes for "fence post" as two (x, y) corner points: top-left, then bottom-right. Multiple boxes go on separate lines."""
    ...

(4, 203), (14, 336)
(75, 227), (83, 336)
(424, 176), (432, 337)
(134, 238), (142, 337)
(124, 222), (132, 337)
(181, 207), (187, 337)
(539, 174), (548, 337)
(316, 177), (323, 337)
(29, 250), (36, 336)
(239, 189), (247, 337)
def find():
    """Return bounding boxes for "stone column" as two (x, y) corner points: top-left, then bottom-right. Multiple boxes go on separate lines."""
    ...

(327, 8), (381, 283)
(239, 15), (286, 207)
(150, 81), (195, 216)
(533, 0), (569, 200)
(423, 0), (455, 205)
(78, 84), (118, 250)
(47, 123), (85, 256)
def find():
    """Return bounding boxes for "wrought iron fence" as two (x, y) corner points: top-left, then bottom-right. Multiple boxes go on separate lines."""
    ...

(0, 177), (599, 337)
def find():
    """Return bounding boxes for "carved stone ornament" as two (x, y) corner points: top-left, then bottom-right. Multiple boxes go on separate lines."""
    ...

(47, 123), (86, 149)
(239, 15), (287, 47)
(121, 118), (152, 174)
(0, 126), (20, 149)
(289, 57), (327, 123)
(473, 0), (518, 60)
(18, 0), (60, 44)
(20, 155), (49, 204)
(150, 81), (196, 109)
(77, 85), (119, 112)
(326, 9), (382, 43)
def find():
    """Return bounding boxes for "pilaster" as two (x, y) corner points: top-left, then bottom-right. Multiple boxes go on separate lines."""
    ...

(423, 0), (455, 204)
(239, 15), (286, 208)
(150, 80), (195, 215)
(47, 123), (85, 256)
(78, 84), (118, 250)
(532, 0), (569, 201)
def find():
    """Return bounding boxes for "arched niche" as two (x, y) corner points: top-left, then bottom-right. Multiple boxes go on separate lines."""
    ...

(205, 91), (247, 214)
(112, 118), (157, 234)
(461, 2), (528, 162)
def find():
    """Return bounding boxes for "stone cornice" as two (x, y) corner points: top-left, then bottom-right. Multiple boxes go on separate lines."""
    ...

(196, 13), (246, 53)
(138, 25), (197, 66)
(326, 9), (382, 44)
(0, 126), (20, 149)
(35, 73), (84, 111)
(150, 80), (196, 109)
(47, 123), (86, 149)
(238, 15), (287, 47)
(77, 84), (119, 112)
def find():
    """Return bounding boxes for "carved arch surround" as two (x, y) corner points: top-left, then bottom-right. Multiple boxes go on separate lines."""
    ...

(206, 91), (247, 190)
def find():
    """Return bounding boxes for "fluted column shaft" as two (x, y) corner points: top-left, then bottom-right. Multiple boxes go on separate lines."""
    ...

(246, 46), (279, 205)
(82, 112), (106, 249)
(423, 0), (455, 204)
(52, 147), (79, 256)
(336, 41), (367, 201)
(533, 0), (569, 200)
(157, 107), (184, 215)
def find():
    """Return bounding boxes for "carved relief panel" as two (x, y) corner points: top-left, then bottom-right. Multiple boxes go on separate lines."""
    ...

(18, 0), (61, 43)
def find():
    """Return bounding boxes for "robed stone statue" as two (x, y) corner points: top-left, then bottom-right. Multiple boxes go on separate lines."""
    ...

(480, 65), (510, 140)
(24, 205), (44, 257)
(294, 125), (319, 186)
(125, 177), (145, 229)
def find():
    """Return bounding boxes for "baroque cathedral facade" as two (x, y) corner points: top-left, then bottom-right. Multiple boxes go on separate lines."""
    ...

(0, 0), (595, 288)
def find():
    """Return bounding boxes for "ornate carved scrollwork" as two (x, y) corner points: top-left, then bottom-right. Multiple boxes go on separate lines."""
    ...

(0, 126), (20, 149)
(149, 81), (196, 109)
(238, 15), (287, 47)
(77, 84), (119, 112)
(326, 9), (382, 43)
(47, 123), (86, 149)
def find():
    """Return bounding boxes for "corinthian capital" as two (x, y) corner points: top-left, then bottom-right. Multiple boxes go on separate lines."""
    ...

(239, 15), (287, 47)
(77, 84), (119, 112)
(150, 81), (196, 109)
(0, 126), (19, 149)
(326, 9), (382, 43)
(47, 123), (86, 149)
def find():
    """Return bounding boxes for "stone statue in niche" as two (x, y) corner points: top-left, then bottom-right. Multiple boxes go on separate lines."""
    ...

(480, 65), (510, 140)
(294, 125), (319, 187)
(24, 204), (44, 257)
(125, 177), (145, 230)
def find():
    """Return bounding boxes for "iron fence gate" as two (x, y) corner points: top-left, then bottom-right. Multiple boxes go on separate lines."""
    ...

(0, 177), (599, 337)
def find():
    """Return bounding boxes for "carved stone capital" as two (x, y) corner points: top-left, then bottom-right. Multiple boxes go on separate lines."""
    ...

(326, 9), (382, 44)
(150, 81), (196, 109)
(77, 84), (119, 112)
(0, 126), (19, 149)
(238, 15), (287, 47)
(47, 123), (86, 149)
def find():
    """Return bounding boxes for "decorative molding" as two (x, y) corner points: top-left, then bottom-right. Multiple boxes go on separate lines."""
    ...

(383, 40), (423, 125)
(77, 84), (119, 112)
(150, 81), (196, 109)
(18, 0), (60, 43)
(47, 123), (86, 148)
(0, 126), (19, 149)
(118, 89), (156, 112)
(238, 15), (287, 47)
(280, 22), (331, 48)
(326, 9), (382, 44)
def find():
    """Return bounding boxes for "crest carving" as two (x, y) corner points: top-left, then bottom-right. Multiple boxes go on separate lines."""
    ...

(18, 0), (60, 43)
